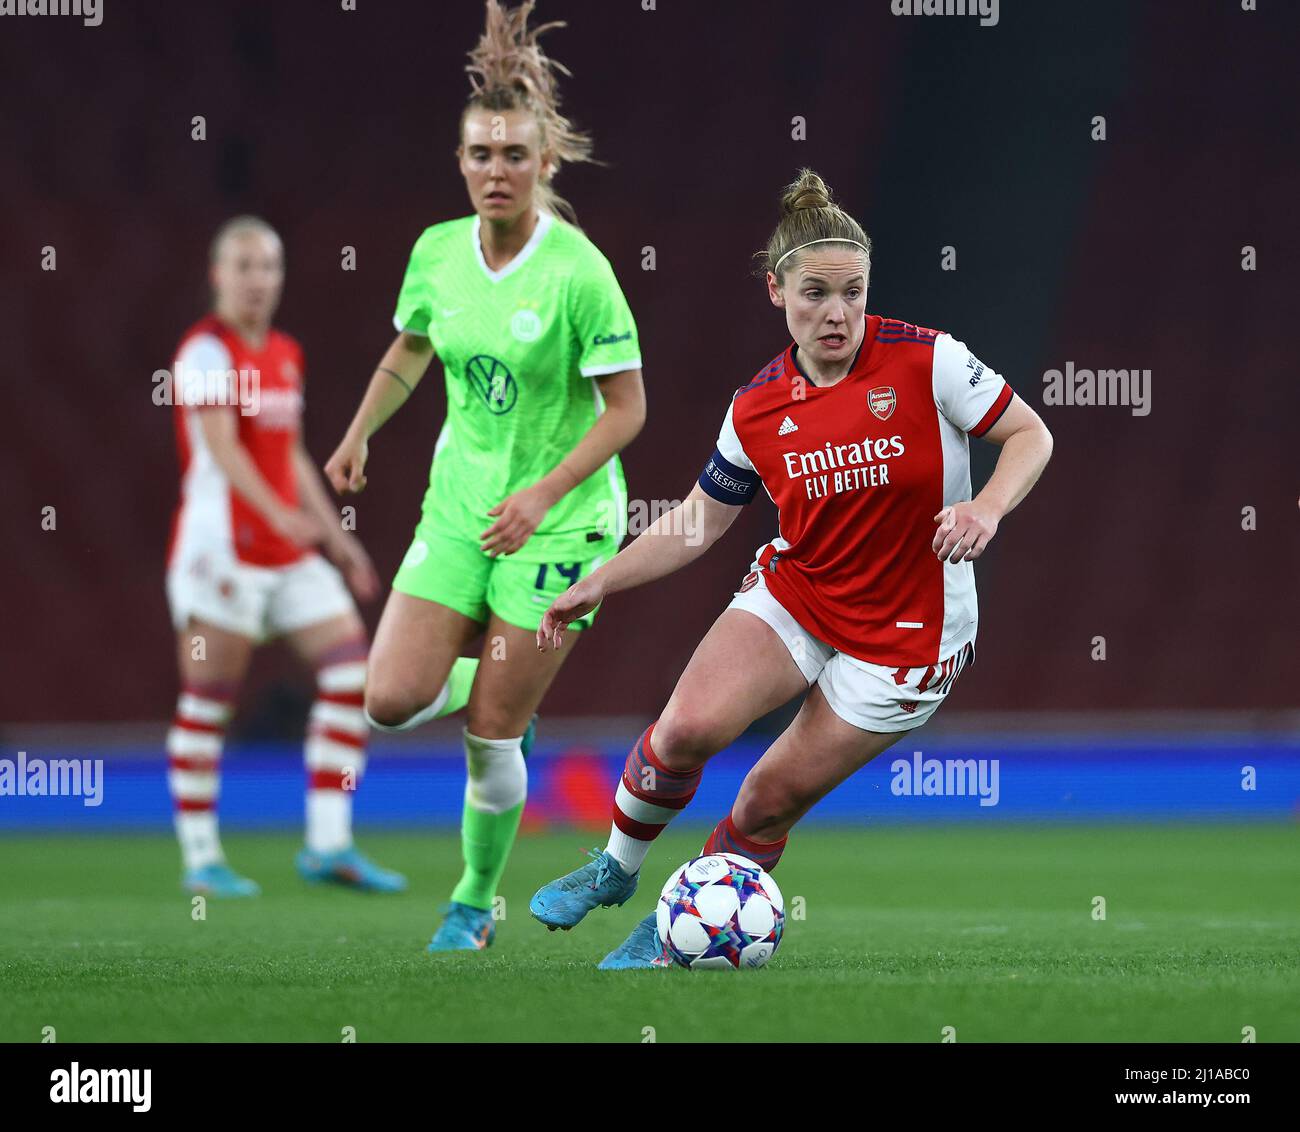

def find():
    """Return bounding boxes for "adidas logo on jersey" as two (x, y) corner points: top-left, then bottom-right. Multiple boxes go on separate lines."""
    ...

(777, 415), (799, 436)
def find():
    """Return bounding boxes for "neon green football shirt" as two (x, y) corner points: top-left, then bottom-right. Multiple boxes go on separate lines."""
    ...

(392, 211), (642, 562)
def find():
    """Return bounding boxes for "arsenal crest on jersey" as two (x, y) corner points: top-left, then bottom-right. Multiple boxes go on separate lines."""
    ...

(868, 386), (897, 421)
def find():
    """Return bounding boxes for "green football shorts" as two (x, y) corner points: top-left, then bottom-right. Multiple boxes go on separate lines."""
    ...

(391, 522), (607, 633)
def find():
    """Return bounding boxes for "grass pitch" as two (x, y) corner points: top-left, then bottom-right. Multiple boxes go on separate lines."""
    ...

(1, 825), (1296, 1043)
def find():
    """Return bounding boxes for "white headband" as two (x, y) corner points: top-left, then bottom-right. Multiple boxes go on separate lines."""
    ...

(774, 237), (870, 273)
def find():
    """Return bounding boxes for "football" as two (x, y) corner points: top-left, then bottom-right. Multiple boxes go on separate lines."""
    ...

(656, 853), (785, 970)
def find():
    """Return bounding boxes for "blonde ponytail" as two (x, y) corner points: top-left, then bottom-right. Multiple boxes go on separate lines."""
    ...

(462, 0), (595, 225)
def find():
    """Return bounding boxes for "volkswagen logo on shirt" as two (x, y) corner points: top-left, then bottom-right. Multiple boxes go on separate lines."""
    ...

(510, 309), (542, 342)
(465, 354), (518, 414)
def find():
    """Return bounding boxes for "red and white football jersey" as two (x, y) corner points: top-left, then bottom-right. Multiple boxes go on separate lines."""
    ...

(167, 315), (306, 568)
(698, 315), (1014, 668)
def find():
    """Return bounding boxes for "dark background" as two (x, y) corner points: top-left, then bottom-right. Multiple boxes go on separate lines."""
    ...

(1, 0), (1296, 728)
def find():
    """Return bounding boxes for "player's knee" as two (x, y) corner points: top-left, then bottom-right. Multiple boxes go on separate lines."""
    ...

(733, 771), (799, 840)
(464, 707), (526, 740)
(363, 687), (420, 730)
(652, 707), (722, 771)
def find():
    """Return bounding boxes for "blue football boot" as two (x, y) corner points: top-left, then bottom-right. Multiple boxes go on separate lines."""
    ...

(296, 846), (407, 892)
(598, 912), (673, 970)
(428, 901), (496, 952)
(182, 862), (260, 898)
(529, 849), (638, 931)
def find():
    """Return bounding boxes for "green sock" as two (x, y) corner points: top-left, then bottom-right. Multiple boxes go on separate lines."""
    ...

(450, 799), (524, 911)
(434, 657), (478, 719)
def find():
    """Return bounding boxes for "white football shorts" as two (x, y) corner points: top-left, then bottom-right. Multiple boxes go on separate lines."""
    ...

(727, 564), (974, 733)
(166, 546), (354, 641)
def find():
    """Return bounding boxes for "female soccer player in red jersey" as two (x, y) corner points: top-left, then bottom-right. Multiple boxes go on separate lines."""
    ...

(165, 216), (408, 897)
(528, 169), (1054, 968)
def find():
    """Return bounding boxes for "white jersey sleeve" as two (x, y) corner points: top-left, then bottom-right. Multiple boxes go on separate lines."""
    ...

(697, 397), (761, 505)
(173, 333), (236, 407)
(932, 332), (1014, 438)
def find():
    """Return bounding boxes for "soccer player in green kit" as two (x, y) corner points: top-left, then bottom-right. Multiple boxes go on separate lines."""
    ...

(325, 0), (645, 951)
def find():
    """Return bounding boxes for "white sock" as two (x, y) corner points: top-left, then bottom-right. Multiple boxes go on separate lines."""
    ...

(306, 790), (352, 854)
(168, 688), (231, 872)
(306, 657), (368, 854)
(606, 822), (652, 876)
(175, 811), (223, 871)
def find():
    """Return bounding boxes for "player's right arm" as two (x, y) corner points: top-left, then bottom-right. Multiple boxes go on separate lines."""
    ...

(537, 482), (742, 650)
(324, 331), (435, 494)
(327, 228), (443, 494)
(539, 394), (762, 649)
(196, 407), (324, 547)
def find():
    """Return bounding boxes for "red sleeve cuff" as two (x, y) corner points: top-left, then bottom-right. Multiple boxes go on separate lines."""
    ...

(970, 383), (1014, 438)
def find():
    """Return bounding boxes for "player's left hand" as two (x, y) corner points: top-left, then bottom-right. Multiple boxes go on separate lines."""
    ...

(480, 484), (554, 557)
(932, 501), (1000, 563)
(331, 536), (380, 602)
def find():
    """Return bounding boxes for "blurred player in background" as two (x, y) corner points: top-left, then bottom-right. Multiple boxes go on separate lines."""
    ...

(529, 169), (1054, 967)
(325, 1), (645, 951)
(165, 216), (423, 897)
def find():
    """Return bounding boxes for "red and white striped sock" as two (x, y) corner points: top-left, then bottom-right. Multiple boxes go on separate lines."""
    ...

(606, 722), (703, 875)
(702, 811), (787, 873)
(304, 640), (369, 855)
(168, 683), (234, 871)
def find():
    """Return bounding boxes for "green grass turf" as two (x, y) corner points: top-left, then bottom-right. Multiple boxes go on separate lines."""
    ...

(0, 825), (1296, 1043)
